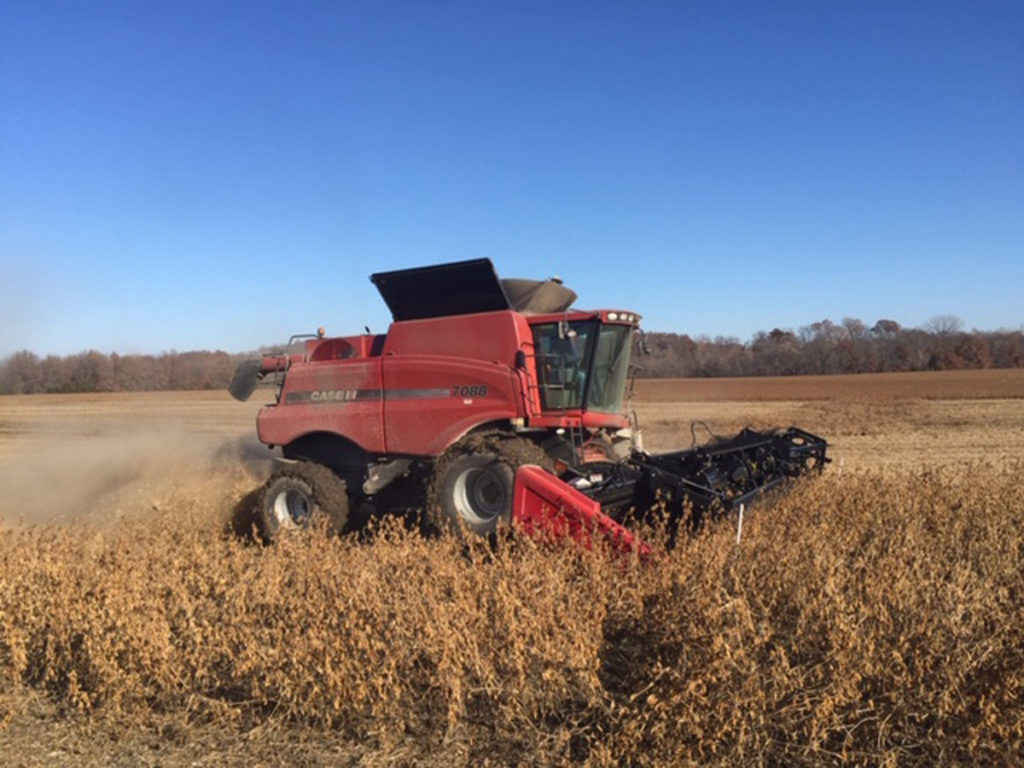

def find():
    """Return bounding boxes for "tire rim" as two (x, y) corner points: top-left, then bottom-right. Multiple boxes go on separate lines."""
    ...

(272, 488), (311, 528)
(452, 465), (507, 527)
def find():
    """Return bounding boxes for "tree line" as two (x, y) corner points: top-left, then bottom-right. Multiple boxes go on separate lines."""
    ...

(639, 317), (1024, 378)
(1, 316), (1022, 394)
(0, 350), (245, 395)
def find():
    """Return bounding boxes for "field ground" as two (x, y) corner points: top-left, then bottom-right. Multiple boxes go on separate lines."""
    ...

(0, 369), (1022, 765)
(2, 368), (1022, 484)
(635, 368), (1024, 401)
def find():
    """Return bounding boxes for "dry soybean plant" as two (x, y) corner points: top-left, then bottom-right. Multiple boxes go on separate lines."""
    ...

(0, 462), (1021, 765)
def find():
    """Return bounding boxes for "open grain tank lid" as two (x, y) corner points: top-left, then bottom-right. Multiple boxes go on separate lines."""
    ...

(370, 258), (576, 321)
(499, 278), (577, 315)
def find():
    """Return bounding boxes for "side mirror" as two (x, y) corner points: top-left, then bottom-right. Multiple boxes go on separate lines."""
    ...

(636, 329), (651, 356)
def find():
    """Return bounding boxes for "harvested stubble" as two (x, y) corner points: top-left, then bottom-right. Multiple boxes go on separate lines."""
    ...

(0, 463), (1021, 766)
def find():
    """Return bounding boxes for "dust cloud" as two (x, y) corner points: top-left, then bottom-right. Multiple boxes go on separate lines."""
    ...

(0, 426), (274, 529)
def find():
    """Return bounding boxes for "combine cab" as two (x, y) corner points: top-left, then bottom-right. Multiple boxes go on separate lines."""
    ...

(230, 259), (827, 550)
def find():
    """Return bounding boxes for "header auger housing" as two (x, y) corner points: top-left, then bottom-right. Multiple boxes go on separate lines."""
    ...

(231, 258), (828, 550)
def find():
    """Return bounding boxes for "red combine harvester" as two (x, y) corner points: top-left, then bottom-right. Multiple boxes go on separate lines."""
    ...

(230, 259), (827, 551)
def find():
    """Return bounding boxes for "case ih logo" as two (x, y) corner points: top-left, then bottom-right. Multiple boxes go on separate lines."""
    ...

(310, 389), (358, 402)
(284, 389), (371, 404)
(284, 387), (461, 405)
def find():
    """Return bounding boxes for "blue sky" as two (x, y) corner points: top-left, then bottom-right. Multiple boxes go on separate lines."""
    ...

(2, 1), (1021, 357)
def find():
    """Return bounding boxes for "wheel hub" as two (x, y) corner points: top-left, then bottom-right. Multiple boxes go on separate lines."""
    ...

(453, 466), (507, 526)
(272, 488), (311, 528)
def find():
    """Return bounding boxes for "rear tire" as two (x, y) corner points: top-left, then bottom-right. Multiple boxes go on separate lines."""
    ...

(259, 461), (349, 541)
(430, 434), (550, 537)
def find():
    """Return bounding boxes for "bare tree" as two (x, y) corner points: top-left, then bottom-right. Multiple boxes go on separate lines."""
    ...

(924, 315), (964, 335)
(0, 351), (42, 394)
(871, 319), (901, 336)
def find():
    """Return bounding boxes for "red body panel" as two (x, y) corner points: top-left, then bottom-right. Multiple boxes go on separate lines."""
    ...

(527, 412), (631, 430)
(512, 465), (651, 557)
(382, 356), (522, 455)
(377, 311), (530, 454)
(257, 355), (385, 453)
(383, 310), (531, 360)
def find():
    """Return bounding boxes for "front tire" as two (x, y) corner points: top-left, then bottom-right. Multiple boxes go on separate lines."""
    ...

(430, 435), (550, 537)
(438, 453), (515, 536)
(259, 461), (349, 541)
